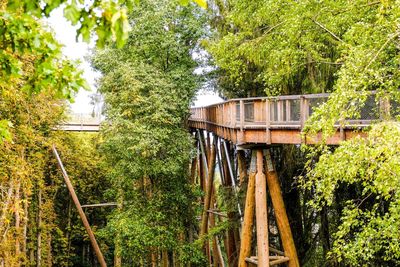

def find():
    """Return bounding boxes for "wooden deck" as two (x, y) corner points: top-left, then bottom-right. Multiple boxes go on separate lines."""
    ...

(58, 113), (101, 132)
(58, 123), (100, 132)
(188, 93), (385, 145)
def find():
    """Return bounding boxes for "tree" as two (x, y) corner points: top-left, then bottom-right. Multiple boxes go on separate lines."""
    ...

(91, 0), (206, 264)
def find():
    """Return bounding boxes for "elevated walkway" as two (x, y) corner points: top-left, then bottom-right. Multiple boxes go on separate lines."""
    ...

(188, 92), (389, 145)
(58, 113), (101, 132)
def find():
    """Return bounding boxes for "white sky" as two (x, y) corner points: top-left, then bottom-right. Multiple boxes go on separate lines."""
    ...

(46, 8), (223, 114)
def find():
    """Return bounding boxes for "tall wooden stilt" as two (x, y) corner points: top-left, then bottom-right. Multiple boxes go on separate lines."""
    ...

(52, 146), (107, 267)
(151, 249), (157, 267)
(200, 137), (216, 236)
(162, 250), (168, 267)
(207, 131), (211, 162)
(264, 149), (300, 267)
(255, 149), (269, 266)
(210, 193), (224, 267)
(220, 141), (239, 266)
(237, 150), (247, 186)
(190, 156), (197, 185)
(238, 151), (256, 267)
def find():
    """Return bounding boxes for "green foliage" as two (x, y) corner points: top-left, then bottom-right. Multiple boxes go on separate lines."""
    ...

(206, 0), (400, 99)
(0, 1), (88, 143)
(92, 0), (205, 263)
(303, 122), (400, 264)
(0, 120), (12, 143)
(6, 0), (131, 48)
(0, 8), (88, 99)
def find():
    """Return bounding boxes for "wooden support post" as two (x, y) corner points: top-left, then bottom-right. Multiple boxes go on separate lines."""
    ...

(210, 193), (225, 267)
(200, 138), (216, 236)
(151, 249), (158, 267)
(238, 151), (256, 267)
(162, 250), (168, 267)
(220, 141), (238, 266)
(237, 150), (247, 186)
(206, 131), (211, 162)
(52, 145), (107, 267)
(264, 149), (300, 267)
(198, 130), (209, 196)
(255, 149), (269, 267)
(216, 138), (226, 185)
(190, 156), (197, 185)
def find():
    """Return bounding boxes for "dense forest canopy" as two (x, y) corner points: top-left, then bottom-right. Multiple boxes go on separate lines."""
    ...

(1, 0), (400, 266)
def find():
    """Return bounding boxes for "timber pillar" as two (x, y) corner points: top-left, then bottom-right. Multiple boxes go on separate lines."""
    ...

(264, 149), (300, 267)
(238, 151), (256, 267)
(238, 147), (300, 267)
(255, 149), (269, 266)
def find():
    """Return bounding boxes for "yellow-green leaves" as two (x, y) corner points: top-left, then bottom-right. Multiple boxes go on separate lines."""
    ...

(63, 0), (81, 25)
(180, 0), (207, 9)
(303, 122), (400, 264)
(111, 8), (131, 48)
(193, 0), (207, 9)
(0, 120), (12, 144)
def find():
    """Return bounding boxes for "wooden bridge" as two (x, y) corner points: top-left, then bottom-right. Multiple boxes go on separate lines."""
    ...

(187, 92), (391, 267)
(58, 113), (101, 132)
(188, 92), (387, 145)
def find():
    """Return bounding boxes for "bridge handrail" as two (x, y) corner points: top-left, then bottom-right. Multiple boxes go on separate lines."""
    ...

(189, 91), (393, 131)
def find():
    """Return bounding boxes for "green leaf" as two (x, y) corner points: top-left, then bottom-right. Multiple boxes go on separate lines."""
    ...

(193, 0), (207, 9)
(64, 0), (81, 25)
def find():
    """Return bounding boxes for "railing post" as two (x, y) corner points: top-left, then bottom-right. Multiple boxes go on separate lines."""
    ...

(379, 94), (391, 120)
(300, 96), (308, 129)
(300, 96), (308, 144)
(270, 100), (275, 123)
(231, 102), (236, 128)
(240, 100), (244, 131)
(266, 99), (271, 144)
(286, 100), (290, 122)
(277, 100), (283, 122)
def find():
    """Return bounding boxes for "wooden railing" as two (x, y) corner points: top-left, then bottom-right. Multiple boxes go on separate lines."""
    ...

(189, 92), (392, 131)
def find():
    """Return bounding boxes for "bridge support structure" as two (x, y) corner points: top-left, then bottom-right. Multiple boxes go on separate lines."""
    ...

(193, 129), (300, 267)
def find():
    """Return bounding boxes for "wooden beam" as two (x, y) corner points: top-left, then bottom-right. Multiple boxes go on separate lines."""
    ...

(238, 151), (256, 267)
(190, 156), (197, 185)
(52, 145), (107, 267)
(200, 138), (216, 236)
(220, 140), (238, 267)
(209, 193), (225, 267)
(264, 149), (300, 267)
(206, 209), (228, 218)
(237, 150), (247, 186)
(255, 149), (269, 266)
(81, 202), (117, 208)
(245, 256), (290, 266)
